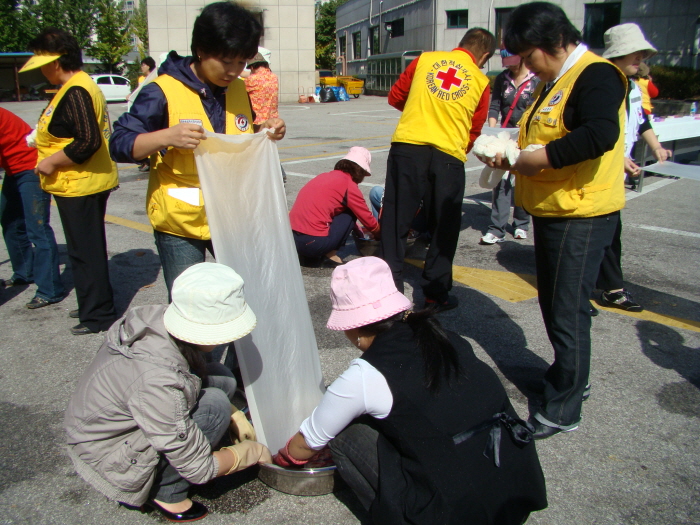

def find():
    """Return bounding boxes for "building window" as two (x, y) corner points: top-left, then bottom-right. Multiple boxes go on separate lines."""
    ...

(446, 10), (468, 29)
(369, 26), (380, 55)
(386, 18), (404, 38)
(495, 8), (514, 47)
(582, 3), (621, 48)
(352, 31), (362, 59)
(338, 35), (346, 57)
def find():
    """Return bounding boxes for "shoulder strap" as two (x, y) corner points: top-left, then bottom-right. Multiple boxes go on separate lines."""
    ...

(501, 80), (530, 128)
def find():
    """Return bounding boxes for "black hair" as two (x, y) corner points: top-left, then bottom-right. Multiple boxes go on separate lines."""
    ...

(504, 2), (581, 56)
(28, 27), (83, 71)
(141, 56), (156, 72)
(173, 337), (209, 380)
(458, 27), (497, 62)
(334, 159), (370, 184)
(359, 309), (461, 393)
(191, 2), (262, 61)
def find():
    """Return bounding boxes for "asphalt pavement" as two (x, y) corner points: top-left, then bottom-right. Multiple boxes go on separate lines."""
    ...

(0, 97), (698, 525)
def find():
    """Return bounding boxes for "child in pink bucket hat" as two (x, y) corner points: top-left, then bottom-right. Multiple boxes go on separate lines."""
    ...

(270, 256), (547, 522)
(289, 147), (379, 267)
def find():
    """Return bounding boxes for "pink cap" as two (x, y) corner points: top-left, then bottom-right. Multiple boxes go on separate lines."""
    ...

(502, 54), (521, 67)
(327, 257), (412, 331)
(342, 146), (372, 175)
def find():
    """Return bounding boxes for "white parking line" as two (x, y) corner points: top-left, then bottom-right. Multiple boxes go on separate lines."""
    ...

(626, 224), (700, 238)
(282, 149), (391, 165)
(625, 177), (677, 200)
(285, 171), (377, 188)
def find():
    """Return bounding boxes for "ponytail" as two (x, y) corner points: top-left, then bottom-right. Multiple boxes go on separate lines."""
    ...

(359, 308), (461, 393)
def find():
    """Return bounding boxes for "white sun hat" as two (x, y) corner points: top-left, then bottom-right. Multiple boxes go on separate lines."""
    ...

(164, 262), (257, 345)
(602, 23), (657, 60)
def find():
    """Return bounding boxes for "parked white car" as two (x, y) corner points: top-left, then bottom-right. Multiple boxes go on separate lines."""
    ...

(90, 74), (131, 102)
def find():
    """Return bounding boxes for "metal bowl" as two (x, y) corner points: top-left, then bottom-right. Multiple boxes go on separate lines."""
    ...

(258, 463), (338, 496)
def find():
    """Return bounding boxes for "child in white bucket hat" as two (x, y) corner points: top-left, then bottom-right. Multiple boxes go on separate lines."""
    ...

(290, 147), (380, 266)
(591, 24), (671, 315)
(271, 257), (547, 522)
(65, 262), (270, 522)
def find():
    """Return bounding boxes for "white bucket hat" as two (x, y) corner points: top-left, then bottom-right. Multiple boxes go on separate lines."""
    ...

(602, 23), (657, 60)
(164, 262), (257, 345)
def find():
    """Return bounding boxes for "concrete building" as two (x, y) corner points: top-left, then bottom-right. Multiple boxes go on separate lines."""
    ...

(147, 0), (316, 103)
(335, 0), (700, 93)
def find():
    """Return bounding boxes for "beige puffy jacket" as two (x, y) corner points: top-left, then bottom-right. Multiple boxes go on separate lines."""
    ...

(64, 305), (219, 506)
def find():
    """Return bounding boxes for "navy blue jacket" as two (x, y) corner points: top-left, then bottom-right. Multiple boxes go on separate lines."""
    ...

(110, 52), (243, 163)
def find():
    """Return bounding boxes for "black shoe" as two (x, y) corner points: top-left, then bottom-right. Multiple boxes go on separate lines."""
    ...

(529, 418), (578, 440)
(69, 309), (79, 318)
(26, 296), (51, 309)
(1, 277), (33, 288)
(590, 304), (599, 317)
(70, 323), (99, 336)
(600, 289), (643, 312)
(424, 295), (459, 313)
(146, 500), (208, 522)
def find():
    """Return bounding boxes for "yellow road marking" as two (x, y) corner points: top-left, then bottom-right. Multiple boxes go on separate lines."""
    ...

(406, 259), (700, 333)
(280, 145), (390, 162)
(278, 135), (391, 150)
(104, 214), (152, 233)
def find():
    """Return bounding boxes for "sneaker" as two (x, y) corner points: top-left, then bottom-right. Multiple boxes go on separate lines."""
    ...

(479, 233), (505, 245)
(513, 228), (528, 240)
(600, 289), (643, 312)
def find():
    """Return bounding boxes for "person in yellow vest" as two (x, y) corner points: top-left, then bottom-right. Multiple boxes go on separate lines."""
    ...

(20, 28), (118, 336)
(380, 28), (496, 312)
(137, 56), (156, 86)
(110, 2), (285, 301)
(482, 2), (627, 439)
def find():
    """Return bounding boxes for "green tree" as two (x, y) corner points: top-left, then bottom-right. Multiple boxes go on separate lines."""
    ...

(89, 0), (133, 73)
(131, 0), (149, 59)
(315, 0), (346, 70)
(0, 0), (22, 52)
(63, 0), (98, 49)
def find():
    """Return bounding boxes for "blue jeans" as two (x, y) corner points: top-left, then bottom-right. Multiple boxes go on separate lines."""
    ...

(486, 175), (530, 238)
(532, 212), (619, 428)
(293, 211), (355, 259)
(0, 170), (64, 301)
(154, 230), (214, 302)
(149, 362), (237, 503)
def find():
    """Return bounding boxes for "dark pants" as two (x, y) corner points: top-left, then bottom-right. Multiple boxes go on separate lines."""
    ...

(150, 362), (237, 503)
(486, 175), (530, 238)
(380, 143), (465, 300)
(329, 420), (379, 512)
(595, 217), (624, 291)
(293, 211), (355, 259)
(154, 230), (214, 303)
(532, 212), (619, 428)
(0, 170), (64, 301)
(54, 190), (115, 331)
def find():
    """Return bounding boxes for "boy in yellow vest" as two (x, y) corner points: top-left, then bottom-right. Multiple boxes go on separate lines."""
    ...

(380, 28), (496, 312)
(20, 28), (118, 335)
(110, 2), (285, 301)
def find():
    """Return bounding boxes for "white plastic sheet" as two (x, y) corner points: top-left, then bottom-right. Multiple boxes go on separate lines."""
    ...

(194, 131), (325, 452)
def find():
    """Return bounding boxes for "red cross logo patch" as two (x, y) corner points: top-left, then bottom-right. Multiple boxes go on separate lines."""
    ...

(426, 61), (471, 102)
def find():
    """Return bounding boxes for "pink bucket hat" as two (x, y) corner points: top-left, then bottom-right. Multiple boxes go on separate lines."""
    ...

(327, 257), (412, 331)
(342, 146), (372, 175)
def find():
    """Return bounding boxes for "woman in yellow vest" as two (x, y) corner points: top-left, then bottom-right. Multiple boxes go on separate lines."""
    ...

(110, 2), (285, 302)
(20, 28), (118, 336)
(483, 2), (627, 440)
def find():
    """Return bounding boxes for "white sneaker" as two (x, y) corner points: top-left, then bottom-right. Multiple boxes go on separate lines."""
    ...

(513, 228), (528, 240)
(480, 233), (505, 245)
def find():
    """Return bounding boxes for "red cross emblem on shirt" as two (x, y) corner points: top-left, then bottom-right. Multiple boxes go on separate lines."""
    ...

(436, 67), (463, 90)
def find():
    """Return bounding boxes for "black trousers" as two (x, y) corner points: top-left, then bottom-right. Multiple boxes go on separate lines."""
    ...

(54, 190), (116, 331)
(595, 216), (624, 291)
(380, 143), (465, 300)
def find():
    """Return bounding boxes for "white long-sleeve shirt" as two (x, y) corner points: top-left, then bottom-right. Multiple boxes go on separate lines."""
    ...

(299, 358), (393, 449)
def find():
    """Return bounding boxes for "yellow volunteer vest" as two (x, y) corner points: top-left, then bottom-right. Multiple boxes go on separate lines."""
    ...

(147, 74), (253, 240)
(515, 51), (626, 218)
(35, 71), (118, 197)
(391, 50), (489, 162)
(636, 77), (653, 113)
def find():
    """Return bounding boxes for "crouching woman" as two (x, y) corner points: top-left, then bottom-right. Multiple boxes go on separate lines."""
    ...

(64, 263), (271, 522)
(273, 257), (547, 524)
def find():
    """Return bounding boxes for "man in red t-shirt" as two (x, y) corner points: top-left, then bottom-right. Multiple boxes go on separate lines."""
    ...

(0, 107), (65, 307)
